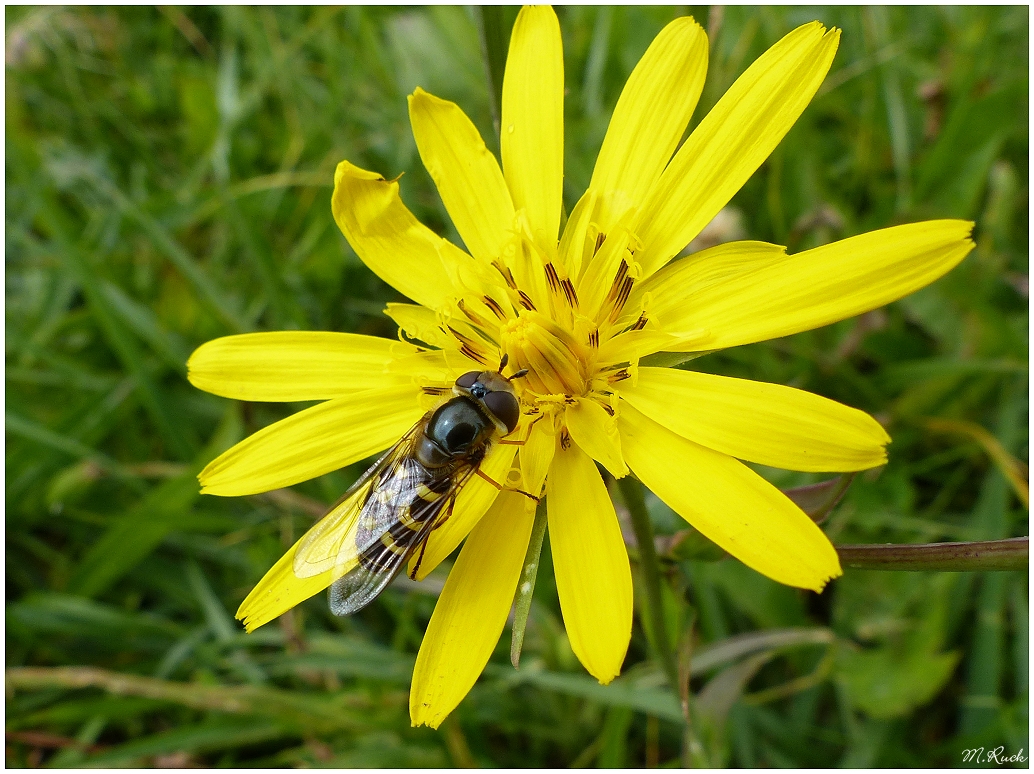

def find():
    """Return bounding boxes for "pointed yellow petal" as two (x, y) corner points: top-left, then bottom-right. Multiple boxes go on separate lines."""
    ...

(332, 160), (465, 309)
(636, 22), (840, 276)
(409, 88), (515, 264)
(590, 17), (708, 230)
(546, 438), (632, 684)
(199, 385), (423, 496)
(410, 492), (533, 728)
(646, 221), (975, 350)
(501, 5), (564, 249)
(621, 367), (890, 472)
(187, 332), (416, 402)
(236, 531), (343, 633)
(236, 484), (370, 632)
(618, 403), (841, 591)
(565, 397), (627, 478)
(408, 441), (518, 580)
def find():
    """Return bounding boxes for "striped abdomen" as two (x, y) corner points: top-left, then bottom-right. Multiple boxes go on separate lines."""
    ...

(357, 472), (453, 572)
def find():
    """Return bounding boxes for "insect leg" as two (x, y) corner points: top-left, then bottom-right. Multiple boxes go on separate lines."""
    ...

(431, 492), (458, 531)
(475, 468), (540, 502)
(408, 539), (429, 581)
(499, 413), (544, 446)
(408, 494), (457, 581)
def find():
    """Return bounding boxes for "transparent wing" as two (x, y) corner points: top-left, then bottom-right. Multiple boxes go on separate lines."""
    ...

(292, 419), (425, 579)
(326, 514), (442, 616)
(327, 464), (483, 617)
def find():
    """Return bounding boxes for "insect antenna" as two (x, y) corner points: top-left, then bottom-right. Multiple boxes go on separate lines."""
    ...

(507, 368), (529, 382)
(497, 352), (509, 372)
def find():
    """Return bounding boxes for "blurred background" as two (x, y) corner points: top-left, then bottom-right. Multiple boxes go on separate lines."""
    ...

(5, 5), (1028, 767)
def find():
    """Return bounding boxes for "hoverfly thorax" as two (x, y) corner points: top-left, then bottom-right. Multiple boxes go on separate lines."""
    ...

(415, 369), (521, 469)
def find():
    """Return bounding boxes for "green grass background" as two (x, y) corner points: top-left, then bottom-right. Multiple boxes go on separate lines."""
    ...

(5, 5), (1028, 767)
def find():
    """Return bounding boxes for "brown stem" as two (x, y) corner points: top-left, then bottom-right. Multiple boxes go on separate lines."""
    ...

(836, 537), (1028, 571)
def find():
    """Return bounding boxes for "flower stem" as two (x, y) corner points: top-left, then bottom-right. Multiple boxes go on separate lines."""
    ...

(617, 476), (679, 690)
(837, 537), (1028, 571)
(510, 500), (548, 668)
(475, 6), (509, 137)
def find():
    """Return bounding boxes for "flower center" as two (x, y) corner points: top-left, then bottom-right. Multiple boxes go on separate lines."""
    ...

(501, 310), (590, 398)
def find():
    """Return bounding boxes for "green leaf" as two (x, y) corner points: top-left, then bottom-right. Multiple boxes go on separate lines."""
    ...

(835, 645), (961, 720)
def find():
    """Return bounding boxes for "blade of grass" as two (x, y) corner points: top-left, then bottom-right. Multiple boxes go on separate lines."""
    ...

(37, 211), (195, 460)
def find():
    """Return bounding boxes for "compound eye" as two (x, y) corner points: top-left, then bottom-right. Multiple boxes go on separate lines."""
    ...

(455, 371), (480, 389)
(483, 390), (520, 434)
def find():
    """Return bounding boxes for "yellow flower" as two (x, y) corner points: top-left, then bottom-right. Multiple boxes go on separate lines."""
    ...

(188, 8), (974, 728)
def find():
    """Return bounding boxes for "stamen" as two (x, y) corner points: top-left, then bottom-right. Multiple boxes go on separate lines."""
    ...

(493, 261), (519, 290)
(560, 278), (579, 308)
(543, 262), (561, 294)
(448, 325), (490, 365)
(559, 427), (572, 450)
(460, 345), (489, 365)
(483, 295), (507, 320)
(501, 312), (588, 396)
(603, 260), (636, 322)
(517, 290), (536, 311)
(457, 298), (489, 328)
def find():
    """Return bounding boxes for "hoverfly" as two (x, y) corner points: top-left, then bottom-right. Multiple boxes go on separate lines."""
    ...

(291, 356), (532, 616)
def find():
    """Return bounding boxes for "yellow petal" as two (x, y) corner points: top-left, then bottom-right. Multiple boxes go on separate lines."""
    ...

(235, 479), (376, 632)
(590, 17), (708, 230)
(501, 5), (564, 249)
(187, 332), (416, 402)
(332, 160), (465, 309)
(519, 420), (555, 498)
(646, 221), (975, 350)
(409, 88), (515, 264)
(408, 441), (518, 580)
(199, 385), (423, 496)
(236, 530), (343, 633)
(621, 367), (890, 472)
(636, 22), (840, 276)
(618, 403), (841, 591)
(557, 189), (597, 279)
(565, 397), (627, 478)
(410, 492), (534, 728)
(597, 329), (680, 365)
(629, 240), (786, 331)
(546, 438), (632, 684)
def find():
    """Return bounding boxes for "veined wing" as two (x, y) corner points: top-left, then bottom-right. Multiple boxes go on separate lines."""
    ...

(292, 419), (425, 579)
(327, 463), (482, 616)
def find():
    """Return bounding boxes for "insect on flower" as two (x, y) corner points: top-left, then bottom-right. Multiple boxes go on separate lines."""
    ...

(296, 356), (535, 616)
(189, 6), (976, 728)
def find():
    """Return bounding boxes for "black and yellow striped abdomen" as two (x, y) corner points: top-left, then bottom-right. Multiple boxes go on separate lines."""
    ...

(357, 473), (453, 572)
